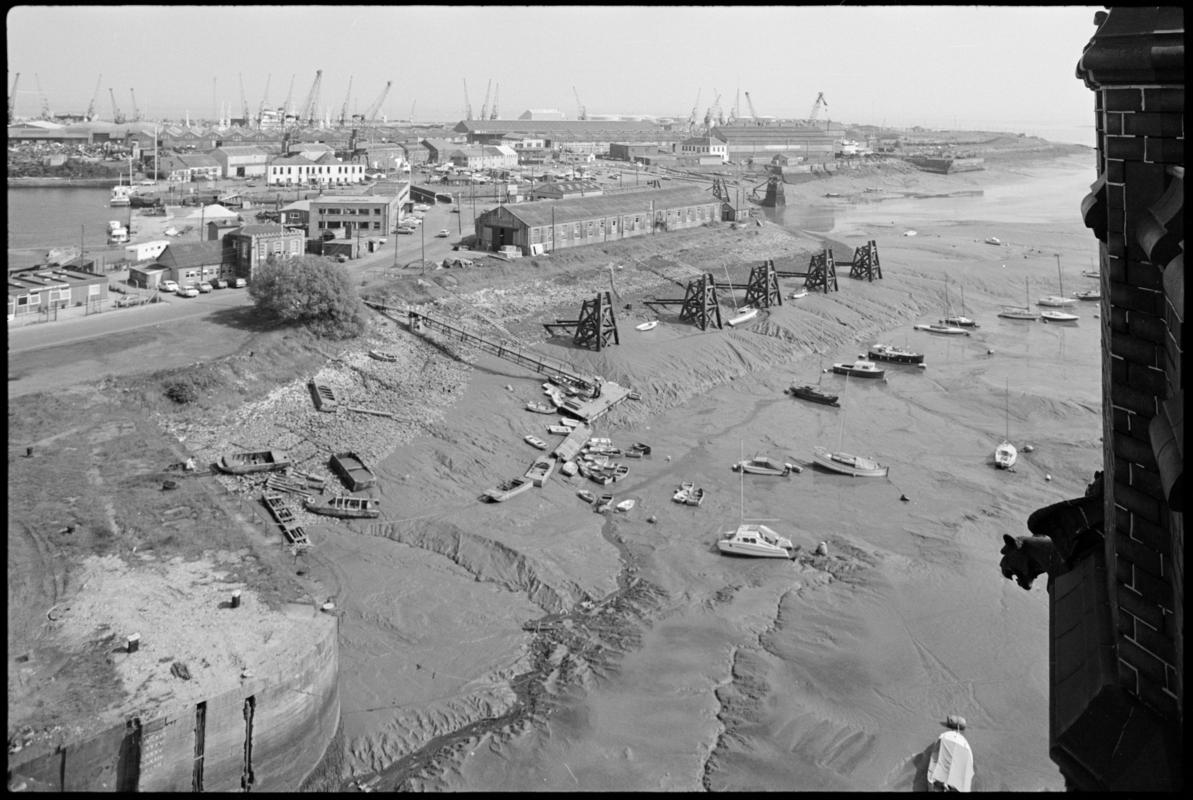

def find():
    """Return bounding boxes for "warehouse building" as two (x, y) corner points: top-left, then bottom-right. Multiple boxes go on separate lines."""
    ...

(454, 119), (679, 155)
(713, 124), (843, 163)
(473, 186), (722, 255)
(307, 194), (403, 240)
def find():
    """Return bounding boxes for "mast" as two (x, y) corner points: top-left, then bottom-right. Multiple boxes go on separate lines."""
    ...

(1055, 254), (1064, 296)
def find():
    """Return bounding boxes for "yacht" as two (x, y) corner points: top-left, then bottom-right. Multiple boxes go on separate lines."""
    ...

(717, 523), (794, 559)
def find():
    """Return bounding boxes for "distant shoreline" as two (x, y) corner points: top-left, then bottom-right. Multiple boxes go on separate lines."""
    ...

(8, 177), (116, 188)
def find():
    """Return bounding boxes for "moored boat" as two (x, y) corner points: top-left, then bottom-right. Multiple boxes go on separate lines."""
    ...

(368, 350), (398, 362)
(998, 306), (1038, 320)
(524, 435), (549, 450)
(1037, 295), (1077, 308)
(1041, 309), (1079, 322)
(830, 359), (886, 379)
(577, 489), (595, 503)
(732, 456), (791, 476)
(524, 456), (557, 487)
(215, 449), (291, 474)
(865, 343), (925, 365)
(812, 446), (889, 478)
(635, 320), (659, 331)
(941, 314), (979, 328)
(303, 495), (381, 518)
(914, 322), (970, 336)
(526, 400), (556, 414)
(726, 306), (759, 326)
(787, 384), (840, 406)
(1072, 288), (1100, 301)
(484, 477), (534, 502)
(329, 451), (377, 491)
(994, 440), (1018, 470)
(717, 523), (794, 559)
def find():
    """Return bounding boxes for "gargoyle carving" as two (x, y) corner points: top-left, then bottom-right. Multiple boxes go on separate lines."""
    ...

(1000, 471), (1105, 591)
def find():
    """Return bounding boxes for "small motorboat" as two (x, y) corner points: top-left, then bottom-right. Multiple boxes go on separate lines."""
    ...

(830, 359), (886, 379)
(1041, 309), (1079, 322)
(727, 306), (759, 326)
(732, 456), (791, 476)
(914, 323), (970, 336)
(997, 306), (1038, 320)
(524, 435), (549, 450)
(577, 489), (595, 503)
(635, 320), (659, 331)
(546, 424), (572, 435)
(787, 384), (840, 406)
(865, 343), (925, 365)
(811, 446), (889, 478)
(1072, 289), (1100, 301)
(526, 400), (556, 414)
(941, 315), (979, 329)
(1037, 295), (1078, 308)
(789, 290), (808, 299)
(717, 523), (794, 559)
(615, 499), (636, 512)
(985, 237), (1002, 246)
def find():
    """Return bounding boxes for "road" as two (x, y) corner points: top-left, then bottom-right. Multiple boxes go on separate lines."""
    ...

(7, 202), (477, 358)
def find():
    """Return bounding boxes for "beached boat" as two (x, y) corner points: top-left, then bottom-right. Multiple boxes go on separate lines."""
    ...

(484, 477), (534, 503)
(560, 460), (578, 477)
(546, 424), (572, 435)
(524, 457), (557, 487)
(615, 499), (636, 512)
(526, 400), (556, 414)
(672, 482), (706, 506)
(865, 343), (925, 365)
(368, 350), (398, 362)
(1041, 309), (1079, 322)
(611, 464), (630, 482)
(303, 495), (381, 519)
(915, 323), (970, 336)
(994, 380), (1018, 469)
(215, 449), (291, 475)
(717, 523), (794, 559)
(635, 320), (659, 331)
(524, 435), (549, 450)
(789, 290), (808, 299)
(1038, 254), (1078, 307)
(329, 451), (377, 491)
(595, 494), (615, 512)
(309, 380), (339, 412)
(732, 456), (791, 476)
(726, 306), (759, 326)
(830, 359), (886, 379)
(787, 375), (840, 405)
(984, 237), (1001, 246)
(940, 278), (979, 328)
(812, 446), (890, 478)
(577, 489), (595, 504)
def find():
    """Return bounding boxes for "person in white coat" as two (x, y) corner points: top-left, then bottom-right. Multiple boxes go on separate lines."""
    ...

(928, 714), (975, 792)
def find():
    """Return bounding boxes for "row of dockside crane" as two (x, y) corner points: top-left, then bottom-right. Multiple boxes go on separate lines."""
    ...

(9, 67), (832, 132)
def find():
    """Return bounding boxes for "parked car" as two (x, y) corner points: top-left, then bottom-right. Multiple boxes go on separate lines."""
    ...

(176, 286), (200, 298)
(231, 278), (247, 288)
(197, 282), (213, 293)
(160, 280), (180, 293)
(436, 229), (450, 238)
(211, 278), (228, 289)
(395, 226), (414, 235)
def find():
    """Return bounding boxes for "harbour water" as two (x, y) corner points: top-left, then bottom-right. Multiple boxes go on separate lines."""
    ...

(6, 186), (121, 252)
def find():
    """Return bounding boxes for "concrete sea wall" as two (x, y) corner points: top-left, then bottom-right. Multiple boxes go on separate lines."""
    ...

(8, 607), (341, 792)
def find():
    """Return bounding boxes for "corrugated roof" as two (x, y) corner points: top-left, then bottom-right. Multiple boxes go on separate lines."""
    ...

(155, 241), (226, 269)
(233, 224), (295, 237)
(494, 186), (718, 227)
(714, 126), (838, 143)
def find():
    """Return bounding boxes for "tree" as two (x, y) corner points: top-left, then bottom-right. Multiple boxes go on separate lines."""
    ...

(247, 255), (367, 339)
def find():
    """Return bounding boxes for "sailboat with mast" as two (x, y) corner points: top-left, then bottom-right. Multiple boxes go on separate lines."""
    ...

(942, 278), (980, 328)
(812, 372), (890, 477)
(718, 443), (796, 558)
(788, 355), (841, 406)
(994, 379), (1018, 470)
(1038, 255), (1078, 307)
(998, 277), (1039, 320)
(723, 265), (758, 326)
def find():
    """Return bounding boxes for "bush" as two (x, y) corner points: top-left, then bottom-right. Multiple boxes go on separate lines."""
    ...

(164, 380), (199, 404)
(247, 255), (367, 340)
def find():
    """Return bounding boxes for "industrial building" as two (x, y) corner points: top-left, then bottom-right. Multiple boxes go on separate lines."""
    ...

(454, 119), (679, 155)
(307, 192), (405, 240)
(228, 224), (306, 281)
(712, 124), (843, 163)
(266, 151), (365, 187)
(473, 186), (722, 254)
(210, 145), (270, 178)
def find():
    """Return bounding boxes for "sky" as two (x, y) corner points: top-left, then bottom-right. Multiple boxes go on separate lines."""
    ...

(8, 5), (1101, 139)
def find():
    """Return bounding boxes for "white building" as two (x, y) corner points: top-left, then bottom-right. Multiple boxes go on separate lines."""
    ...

(677, 135), (728, 163)
(266, 152), (365, 187)
(124, 240), (171, 262)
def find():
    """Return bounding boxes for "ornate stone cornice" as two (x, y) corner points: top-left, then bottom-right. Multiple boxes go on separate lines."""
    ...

(1076, 7), (1185, 89)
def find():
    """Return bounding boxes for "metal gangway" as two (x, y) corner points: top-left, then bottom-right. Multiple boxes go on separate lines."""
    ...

(365, 301), (596, 391)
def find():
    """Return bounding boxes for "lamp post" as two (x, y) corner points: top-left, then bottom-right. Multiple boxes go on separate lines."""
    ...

(420, 219), (425, 270)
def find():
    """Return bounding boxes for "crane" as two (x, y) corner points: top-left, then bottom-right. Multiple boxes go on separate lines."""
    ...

(706, 89), (723, 131)
(281, 73), (296, 121)
(490, 82), (499, 120)
(573, 86), (586, 121)
(238, 73), (251, 126)
(35, 74), (50, 119)
(808, 92), (828, 126)
(7, 71), (18, 124)
(362, 80), (391, 123)
(744, 91), (760, 125)
(299, 69), (322, 126)
(339, 74), (353, 126)
(129, 88), (141, 122)
(686, 88), (701, 133)
(257, 73), (271, 126)
(479, 78), (491, 122)
(462, 78), (472, 120)
(85, 74), (102, 121)
(108, 88), (125, 124)
(409, 100), (416, 123)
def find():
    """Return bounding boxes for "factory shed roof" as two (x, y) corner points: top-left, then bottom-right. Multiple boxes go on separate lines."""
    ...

(496, 186), (717, 227)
